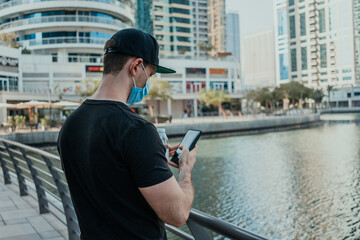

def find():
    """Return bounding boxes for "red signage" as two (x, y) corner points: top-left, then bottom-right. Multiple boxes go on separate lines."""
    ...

(86, 66), (104, 72)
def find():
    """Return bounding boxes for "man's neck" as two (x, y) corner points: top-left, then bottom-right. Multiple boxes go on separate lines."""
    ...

(89, 73), (130, 103)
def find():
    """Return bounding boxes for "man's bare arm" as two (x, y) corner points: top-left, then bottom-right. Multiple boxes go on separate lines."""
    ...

(139, 146), (198, 227)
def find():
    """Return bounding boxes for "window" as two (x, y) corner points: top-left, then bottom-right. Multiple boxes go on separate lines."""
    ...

(301, 47), (307, 70)
(280, 53), (289, 80)
(52, 53), (58, 62)
(289, 15), (296, 39)
(354, 92), (360, 96)
(320, 44), (327, 68)
(300, 13), (306, 36)
(289, 0), (294, 6)
(319, 9), (326, 33)
(291, 49), (297, 72)
(343, 76), (352, 81)
(277, 10), (288, 36)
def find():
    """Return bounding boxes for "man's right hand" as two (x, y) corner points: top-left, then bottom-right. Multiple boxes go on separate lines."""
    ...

(168, 145), (199, 170)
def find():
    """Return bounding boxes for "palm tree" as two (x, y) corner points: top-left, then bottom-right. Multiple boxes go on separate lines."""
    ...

(311, 89), (325, 111)
(198, 88), (230, 118)
(145, 77), (173, 120)
(327, 85), (333, 109)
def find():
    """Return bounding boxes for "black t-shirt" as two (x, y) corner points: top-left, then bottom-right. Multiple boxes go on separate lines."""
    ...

(57, 99), (173, 240)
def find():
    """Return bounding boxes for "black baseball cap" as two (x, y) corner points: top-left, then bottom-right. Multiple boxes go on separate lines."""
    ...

(104, 28), (176, 74)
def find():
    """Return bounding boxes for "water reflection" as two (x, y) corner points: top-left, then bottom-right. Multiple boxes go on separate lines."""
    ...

(169, 114), (360, 239)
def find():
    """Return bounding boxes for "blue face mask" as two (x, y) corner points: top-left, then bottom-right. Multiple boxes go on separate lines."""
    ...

(127, 63), (151, 104)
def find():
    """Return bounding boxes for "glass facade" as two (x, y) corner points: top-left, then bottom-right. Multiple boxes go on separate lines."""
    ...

(0, 76), (18, 92)
(319, 8), (326, 33)
(301, 47), (307, 70)
(289, 15), (296, 39)
(278, 10), (288, 36)
(300, 13), (306, 36)
(135, 0), (153, 35)
(280, 53), (289, 80)
(291, 48), (297, 72)
(320, 44), (327, 68)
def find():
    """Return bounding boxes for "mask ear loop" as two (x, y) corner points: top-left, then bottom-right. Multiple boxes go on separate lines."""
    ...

(129, 62), (137, 88)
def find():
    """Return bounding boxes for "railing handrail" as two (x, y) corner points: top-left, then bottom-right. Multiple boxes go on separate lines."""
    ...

(18, 36), (108, 47)
(0, 137), (268, 240)
(0, 0), (131, 12)
(0, 15), (129, 30)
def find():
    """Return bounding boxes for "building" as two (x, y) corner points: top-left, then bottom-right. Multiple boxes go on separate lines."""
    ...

(226, 12), (240, 63)
(208, 0), (226, 56)
(274, 0), (360, 89)
(135, 0), (154, 35)
(243, 29), (276, 89)
(274, 0), (290, 85)
(152, 0), (195, 57)
(192, 0), (209, 57)
(328, 86), (360, 108)
(0, 0), (134, 94)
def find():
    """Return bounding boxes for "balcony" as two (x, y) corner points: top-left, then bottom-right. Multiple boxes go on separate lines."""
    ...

(0, 0), (134, 24)
(0, 15), (130, 32)
(18, 36), (107, 49)
(0, 0), (129, 11)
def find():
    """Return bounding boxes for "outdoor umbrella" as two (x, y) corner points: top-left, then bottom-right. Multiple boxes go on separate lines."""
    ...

(0, 103), (17, 108)
(16, 100), (52, 123)
(53, 101), (80, 108)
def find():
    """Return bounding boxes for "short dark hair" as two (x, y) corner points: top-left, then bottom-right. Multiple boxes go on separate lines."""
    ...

(103, 39), (148, 75)
(103, 39), (132, 75)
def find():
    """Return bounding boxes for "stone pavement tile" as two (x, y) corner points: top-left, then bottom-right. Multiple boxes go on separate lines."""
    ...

(38, 231), (62, 239)
(9, 195), (32, 209)
(0, 223), (37, 239)
(58, 229), (68, 239)
(1, 208), (38, 221)
(4, 217), (28, 225)
(26, 216), (57, 234)
(44, 238), (66, 240)
(1, 233), (42, 240)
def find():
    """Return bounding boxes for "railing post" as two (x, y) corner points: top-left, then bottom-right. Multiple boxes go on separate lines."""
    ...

(187, 219), (211, 240)
(18, 148), (49, 214)
(0, 145), (11, 184)
(41, 156), (80, 240)
(3, 142), (28, 196)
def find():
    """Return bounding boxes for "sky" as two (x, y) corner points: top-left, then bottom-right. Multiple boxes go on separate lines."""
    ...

(226, 0), (274, 39)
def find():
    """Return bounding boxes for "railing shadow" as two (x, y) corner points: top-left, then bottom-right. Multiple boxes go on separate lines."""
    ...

(0, 138), (267, 240)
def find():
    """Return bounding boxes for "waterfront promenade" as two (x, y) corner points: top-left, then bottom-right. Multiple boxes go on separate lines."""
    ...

(0, 171), (67, 240)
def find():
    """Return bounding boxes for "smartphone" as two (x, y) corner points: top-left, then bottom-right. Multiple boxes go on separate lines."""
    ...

(170, 129), (201, 165)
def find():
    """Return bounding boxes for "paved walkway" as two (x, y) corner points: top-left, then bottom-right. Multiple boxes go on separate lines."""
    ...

(0, 170), (68, 240)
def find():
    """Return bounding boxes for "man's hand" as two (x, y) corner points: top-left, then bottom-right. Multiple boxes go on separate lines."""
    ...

(168, 145), (198, 169)
(139, 144), (199, 227)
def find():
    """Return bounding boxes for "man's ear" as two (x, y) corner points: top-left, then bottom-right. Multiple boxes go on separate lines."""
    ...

(129, 58), (143, 76)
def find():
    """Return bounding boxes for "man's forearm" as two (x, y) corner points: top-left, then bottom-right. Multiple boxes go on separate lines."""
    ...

(178, 167), (195, 213)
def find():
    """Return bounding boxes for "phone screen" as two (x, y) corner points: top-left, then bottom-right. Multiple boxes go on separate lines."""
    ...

(176, 130), (200, 155)
(171, 130), (201, 164)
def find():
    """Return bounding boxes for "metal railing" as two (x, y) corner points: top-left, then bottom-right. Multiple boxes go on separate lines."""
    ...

(18, 36), (108, 47)
(0, 15), (130, 31)
(0, 0), (131, 11)
(0, 138), (267, 240)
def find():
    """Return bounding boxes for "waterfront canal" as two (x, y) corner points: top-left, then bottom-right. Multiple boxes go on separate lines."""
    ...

(172, 113), (360, 239)
(46, 113), (360, 239)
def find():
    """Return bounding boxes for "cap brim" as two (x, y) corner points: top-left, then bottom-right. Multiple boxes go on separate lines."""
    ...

(156, 65), (176, 74)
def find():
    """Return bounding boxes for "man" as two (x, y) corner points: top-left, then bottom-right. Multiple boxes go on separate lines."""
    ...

(57, 28), (199, 239)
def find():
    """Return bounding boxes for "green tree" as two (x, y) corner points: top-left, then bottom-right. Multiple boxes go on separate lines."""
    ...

(279, 81), (312, 107)
(145, 77), (173, 118)
(254, 87), (272, 110)
(327, 85), (333, 109)
(311, 89), (325, 109)
(198, 88), (231, 117)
